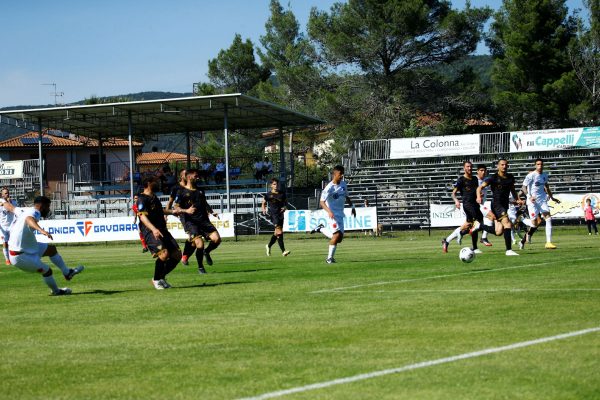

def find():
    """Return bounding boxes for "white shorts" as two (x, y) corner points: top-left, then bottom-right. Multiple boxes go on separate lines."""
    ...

(479, 204), (492, 218)
(507, 205), (518, 223)
(320, 215), (345, 239)
(9, 242), (49, 274)
(0, 226), (10, 242)
(526, 198), (550, 219)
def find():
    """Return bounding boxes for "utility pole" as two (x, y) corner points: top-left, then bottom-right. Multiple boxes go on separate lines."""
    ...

(42, 83), (64, 105)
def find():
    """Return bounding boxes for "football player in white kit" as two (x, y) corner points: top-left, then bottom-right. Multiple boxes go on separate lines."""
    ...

(519, 159), (561, 250)
(311, 165), (356, 263)
(0, 187), (17, 265)
(3, 196), (84, 296)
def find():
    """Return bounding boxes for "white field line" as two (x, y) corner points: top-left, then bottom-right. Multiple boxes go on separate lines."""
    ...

(237, 326), (600, 400)
(336, 288), (600, 293)
(310, 257), (599, 294)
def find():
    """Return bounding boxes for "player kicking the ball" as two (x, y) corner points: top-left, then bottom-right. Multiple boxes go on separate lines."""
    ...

(2, 196), (84, 295)
(311, 165), (356, 263)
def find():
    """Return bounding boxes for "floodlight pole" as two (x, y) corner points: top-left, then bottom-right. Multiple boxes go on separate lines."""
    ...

(128, 112), (134, 201)
(224, 104), (231, 212)
(37, 118), (44, 196)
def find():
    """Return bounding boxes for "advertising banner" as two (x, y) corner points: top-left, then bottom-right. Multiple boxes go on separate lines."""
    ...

(431, 193), (600, 227)
(429, 202), (491, 228)
(36, 213), (235, 243)
(509, 126), (600, 153)
(283, 207), (378, 232)
(0, 161), (24, 179)
(389, 134), (480, 159)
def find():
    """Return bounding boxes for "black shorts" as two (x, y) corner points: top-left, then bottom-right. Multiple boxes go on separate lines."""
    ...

(143, 229), (180, 257)
(184, 219), (217, 241)
(491, 202), (509, 220)
(463, 202), (483, 223)
(270, 212), (284, 228)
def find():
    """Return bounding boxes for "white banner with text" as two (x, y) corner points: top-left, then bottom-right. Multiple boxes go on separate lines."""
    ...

(509, 126), (600, 153)
(35, 213), (235, 243)
(0, 160), (24, 179)
(283, 207), (378, 232)
(389, 134), (480, 159)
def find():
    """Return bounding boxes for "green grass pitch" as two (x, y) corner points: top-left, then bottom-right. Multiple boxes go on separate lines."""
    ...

(1, 228), (599, 399)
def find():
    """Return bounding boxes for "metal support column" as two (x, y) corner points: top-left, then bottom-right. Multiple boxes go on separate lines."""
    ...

(224, 104), (231, 211)
(98, 133), (104, 182)
(128, 112), (135, 201)
(185, 131), (191, 169)
(37, 118), (44, 196)
(279, 126), (286, 187)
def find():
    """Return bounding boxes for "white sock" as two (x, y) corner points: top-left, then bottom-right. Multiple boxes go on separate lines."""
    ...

(446, 227), (461, 242)
(545, 218), (552, 243)
(482, 230), (488, 240)
(50, 254), (70, 276)
(2, 245), (8, 261)
(511, 228), (515, 242)
(328, 245), (336, 259)
(43, 273), (59, 293)
(522, 218), (535, 228)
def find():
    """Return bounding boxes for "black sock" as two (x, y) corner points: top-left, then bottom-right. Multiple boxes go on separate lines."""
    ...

(183, 241), (195, 258)
(195, 249), (204, 268)
(483, 224), (495, 234)
(504, 229), (512, 250)
(460, 228), (470, 236)
(205, 240), (219, 254)
(268, 235), (277, 248)
(164, 258), (178, 276)
(154, 258), (166, 280)
(277, 235), (285, 252)
(471, 231), (478, 250)
(528, 226), (538, 237)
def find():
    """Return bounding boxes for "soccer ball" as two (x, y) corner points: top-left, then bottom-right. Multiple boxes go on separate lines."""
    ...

(459, 247), (475, 263)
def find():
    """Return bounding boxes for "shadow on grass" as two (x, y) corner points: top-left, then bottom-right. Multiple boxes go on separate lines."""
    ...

(175, 281), (248, 289)
(211, 268), (276, 274)
(71, 289), (136, 296)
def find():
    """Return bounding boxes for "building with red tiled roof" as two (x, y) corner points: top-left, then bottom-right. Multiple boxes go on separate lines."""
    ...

(136, 151), (199, 169)
(0, 130), (143, 196)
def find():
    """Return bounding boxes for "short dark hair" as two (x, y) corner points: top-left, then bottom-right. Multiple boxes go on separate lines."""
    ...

(463, 160), (473, 166)
(142, 176), (157, 189)
(497, 158), (508, 163)
(333, 165), (345, 174)
(535, 158), (544, 164)
(186, 168), (199, 176)
(476, 164), (487, 170)
(34, 196), (51, 206)
(270, 177), (279, 184)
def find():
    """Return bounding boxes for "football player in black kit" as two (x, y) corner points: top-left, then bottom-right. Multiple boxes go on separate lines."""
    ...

(477, 158), (522, 256)
(261, 178), (290, 257)
(137, 176), (194, 289)
(166, 169), (196, 266)
(174, 169), (221, 274)
(444, 161), (484, 254)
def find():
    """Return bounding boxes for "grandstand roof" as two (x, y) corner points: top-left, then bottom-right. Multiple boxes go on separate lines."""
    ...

(137, 151), (200, 165)
(0, 94), (324, 137)
(0, 130), (143, 149)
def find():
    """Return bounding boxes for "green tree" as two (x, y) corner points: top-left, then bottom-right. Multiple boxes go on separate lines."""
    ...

(304, 0), (490, 150)
(257, 0), (322, 111)
(569, 0), (600, 123)
(487, 0), (580, 129)
(207, 34), (271, 94)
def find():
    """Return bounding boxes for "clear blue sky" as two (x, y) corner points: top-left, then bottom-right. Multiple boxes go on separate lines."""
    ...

(0, 0), (585, 108)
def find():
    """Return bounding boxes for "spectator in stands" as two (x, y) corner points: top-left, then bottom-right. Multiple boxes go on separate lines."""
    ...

(122, 166), (131, 182)
(584, 198), (598, 235)
(261, 157), (273, 181)
(201, 159), (212, 185)
(254, 159), (264, 182)
(215, 159), (226, 184)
